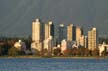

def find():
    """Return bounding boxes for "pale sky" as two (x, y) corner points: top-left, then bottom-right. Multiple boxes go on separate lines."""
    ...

(0, 0), (108, 37)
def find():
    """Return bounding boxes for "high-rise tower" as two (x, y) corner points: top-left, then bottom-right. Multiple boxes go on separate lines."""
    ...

(58, 24), (65, 44)
(31, 19), (41, 51)
(67, 24), (76, 41)
(44, 21), (54, 40)
(76, 26), (83, 46)
(43, 21), (54, 55)
(67, 24), (73, 41)
(45, 23), (49, 40)
(48, 21), (54, 38)
(88, 27), (97, 50)
(32, 19), (40, 43)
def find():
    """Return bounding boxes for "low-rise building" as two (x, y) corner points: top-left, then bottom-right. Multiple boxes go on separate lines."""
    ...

(98, 42), (108, 56)
(61, 39), (67, 54)
(14, 40), (26, 51)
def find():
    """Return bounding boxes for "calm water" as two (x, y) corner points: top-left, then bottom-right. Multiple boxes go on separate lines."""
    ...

(0, 58), (108, 71)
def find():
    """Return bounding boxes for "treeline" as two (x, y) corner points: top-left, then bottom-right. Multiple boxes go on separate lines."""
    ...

(53, 47), (108, 57)
(34, 46), (108, 57)
(0, 36), (32, 56)
(0, 36), (108, 57)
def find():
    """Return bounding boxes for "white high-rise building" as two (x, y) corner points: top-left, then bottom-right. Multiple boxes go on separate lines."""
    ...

(32, 19), (40, 43)
(44, 21), (54, 49)
(31, 18), (41, 51)
(88, 27), (97, 50)
(79, 35), (85, 47)
(48, 21), (52, 37)
(44, 21), (54, 40)
(45, 24), (49, 40)
(67, 24), (73, 41)
(79, 35), (88, 48)
(76, 26), (83, 46)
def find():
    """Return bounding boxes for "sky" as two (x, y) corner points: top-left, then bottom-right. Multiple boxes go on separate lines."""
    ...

(0, 0), (108, 37)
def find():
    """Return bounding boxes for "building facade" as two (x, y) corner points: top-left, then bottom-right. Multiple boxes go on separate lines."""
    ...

(32, 19), (40, 42)
(79, 35), (85, 47)
(32, 19), (41, 51)
(48, 21), (54, 38)
(67, 24), (73, 41)
(45, 23), (49, 40)
(67, 24), (76, 41)
(76, 26), (83, 46)
(61, 39), (67, 54)
(58, 24), (66, 44)
(88, 28), (97, 50)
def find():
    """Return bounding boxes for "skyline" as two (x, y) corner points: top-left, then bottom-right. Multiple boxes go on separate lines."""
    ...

(0, 0), (108, 37)
(31, 18), (97, 52)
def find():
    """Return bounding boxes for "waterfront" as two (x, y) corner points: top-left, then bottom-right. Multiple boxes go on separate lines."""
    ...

(0, 58), (108, 71)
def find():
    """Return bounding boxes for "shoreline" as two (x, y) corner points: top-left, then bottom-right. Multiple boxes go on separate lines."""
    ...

(0, 56), (108, 59)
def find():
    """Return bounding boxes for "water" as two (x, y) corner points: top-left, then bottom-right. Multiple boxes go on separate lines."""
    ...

(0, 58), (108, 71)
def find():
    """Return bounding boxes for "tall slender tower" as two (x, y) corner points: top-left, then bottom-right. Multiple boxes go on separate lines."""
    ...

(88, 27), (97, 50)
(44, 21), (54, 40)
(79, 35), (85, 47)
(67, 24), (73, 41)
(76, 26), (83, 46)
(48, 21), (54, 54)
(32, 18), (41, 51)
(32, 19), (40, 43)
(84, 36), (88, 48)
(67, 24), (76, 41)
(44, 21), (54, 55)
(48, 21), (54, 38)
(58, 24), (65, 44)
(45, 23), (49, 40)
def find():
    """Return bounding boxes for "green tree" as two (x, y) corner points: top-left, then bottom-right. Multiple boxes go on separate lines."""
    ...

(71, 48), (79, 56)
(63, 49), (71, 56)
(78, 47), (90, 56)
(78, 47), (85, 56)
(92, 48), (99, 56)
(2, 43), (10, 55)
(84, 48), (90, 56)
(53, 48), (61, 56)
(0, 47), (4, 56)
(8, 47), (19, 56)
